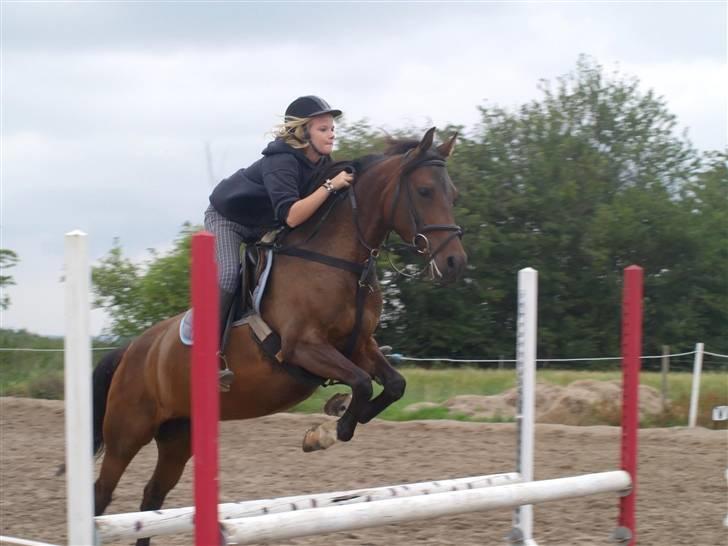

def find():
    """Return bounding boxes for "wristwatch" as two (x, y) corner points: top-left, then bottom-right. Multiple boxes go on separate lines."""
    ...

(323, 180), (335, 193)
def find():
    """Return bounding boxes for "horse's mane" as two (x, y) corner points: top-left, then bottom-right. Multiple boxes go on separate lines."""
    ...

(311, 137), (437, 192)
(381, 138), (421, 156)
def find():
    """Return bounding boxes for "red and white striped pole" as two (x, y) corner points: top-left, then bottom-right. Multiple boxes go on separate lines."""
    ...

(618, 265), (642, 545)
(191, 231), (220, 546)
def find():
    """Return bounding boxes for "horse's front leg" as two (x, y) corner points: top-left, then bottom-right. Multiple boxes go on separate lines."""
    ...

(356, 338), (406, 424)
(322, 339), (406, 422)
(286, 341), (373, 451)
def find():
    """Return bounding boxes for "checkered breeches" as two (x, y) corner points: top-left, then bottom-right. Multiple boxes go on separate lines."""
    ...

(204, 205), (261, 293)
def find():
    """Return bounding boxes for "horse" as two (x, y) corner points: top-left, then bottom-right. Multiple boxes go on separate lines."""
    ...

(91, 127), (467, 545)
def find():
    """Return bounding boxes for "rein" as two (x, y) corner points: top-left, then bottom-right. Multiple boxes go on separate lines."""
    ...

(272, 152), (462, 357)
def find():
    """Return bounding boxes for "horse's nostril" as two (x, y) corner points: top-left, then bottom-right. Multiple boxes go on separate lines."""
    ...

(447, 256), (456, 270)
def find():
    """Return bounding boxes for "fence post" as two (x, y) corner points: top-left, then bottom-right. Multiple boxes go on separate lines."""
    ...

(688, 342), (705, 428)
(64, 230), (96, 546)
(660, 345), (669, 411)
(616, 265), (642, 546)
(191, 232), (220, 546)
(510, 267), (538, 546)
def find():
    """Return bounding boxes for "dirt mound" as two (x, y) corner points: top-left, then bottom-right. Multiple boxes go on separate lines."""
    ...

(538, 380), (663, 425)
(405, 380), (664, 424)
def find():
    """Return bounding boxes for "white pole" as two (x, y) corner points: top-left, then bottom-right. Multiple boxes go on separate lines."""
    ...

(688, 342), (705, 427)
(64, 230), (96, 546)
(510, 268), (538, 546)
(221, 471), (631, 545)
(0, 537), (60, 546)
(96, 473), (522, 542)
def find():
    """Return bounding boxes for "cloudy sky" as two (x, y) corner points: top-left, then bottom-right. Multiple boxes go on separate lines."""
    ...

(1, 1), (726, 337)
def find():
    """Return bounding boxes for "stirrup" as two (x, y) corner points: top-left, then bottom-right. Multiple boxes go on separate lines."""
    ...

(218, 352), (234, 392)
(218, 368), (234, 392)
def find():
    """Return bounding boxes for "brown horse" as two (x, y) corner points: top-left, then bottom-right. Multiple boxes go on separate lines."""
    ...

(91, 127), (467, 545)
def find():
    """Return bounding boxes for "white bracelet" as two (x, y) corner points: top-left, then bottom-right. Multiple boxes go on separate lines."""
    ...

(323, 180), (335, 193)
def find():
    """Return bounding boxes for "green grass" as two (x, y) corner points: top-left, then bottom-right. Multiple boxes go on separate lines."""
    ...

(289, 367), (727, 428)
(2, 337), (726, 428)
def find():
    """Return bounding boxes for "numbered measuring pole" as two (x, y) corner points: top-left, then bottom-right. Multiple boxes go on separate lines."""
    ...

(191, 231), (220, 546)
(712, 405), (728, 528)
(616, 265), (642, 546)
(510, 267), (538, 546)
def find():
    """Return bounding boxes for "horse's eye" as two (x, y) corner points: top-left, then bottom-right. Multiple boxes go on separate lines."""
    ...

(417, 187), (433, 198)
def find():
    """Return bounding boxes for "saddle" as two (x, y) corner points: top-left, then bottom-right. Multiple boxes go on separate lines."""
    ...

(180, 230), (282, 359)
(229, 235), (329, 387)
(227, 231), (283, 362)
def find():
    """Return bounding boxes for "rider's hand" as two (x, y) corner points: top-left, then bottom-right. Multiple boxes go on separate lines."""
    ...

(331, 170), (354, 191)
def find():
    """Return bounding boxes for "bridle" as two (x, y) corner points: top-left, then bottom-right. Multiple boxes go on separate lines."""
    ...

(377, 153), (463, 279)
(273, 149), (463, 357)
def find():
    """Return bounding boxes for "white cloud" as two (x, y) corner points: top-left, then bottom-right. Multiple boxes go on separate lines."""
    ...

(1, 2), (725, 336)
(622, 59), (727, 150)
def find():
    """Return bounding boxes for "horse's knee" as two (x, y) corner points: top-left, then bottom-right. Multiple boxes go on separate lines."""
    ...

(94, 482), (112, 516)
(336, 377), (371, 442)
(141, 482), (165, 511)
(386, 373), (406, 400)
(353, 376), (373, 401)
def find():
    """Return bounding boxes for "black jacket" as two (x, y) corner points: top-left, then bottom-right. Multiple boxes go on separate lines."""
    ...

(209, 139), (329, 227)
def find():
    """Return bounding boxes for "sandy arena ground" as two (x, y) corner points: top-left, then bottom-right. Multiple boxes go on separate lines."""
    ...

(1, 397), (726, 546)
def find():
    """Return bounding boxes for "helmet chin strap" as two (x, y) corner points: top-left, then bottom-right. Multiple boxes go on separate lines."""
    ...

(307, 138), (326, 158)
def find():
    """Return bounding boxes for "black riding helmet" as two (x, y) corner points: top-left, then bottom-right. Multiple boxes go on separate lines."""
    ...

(285, 96), (342, 120)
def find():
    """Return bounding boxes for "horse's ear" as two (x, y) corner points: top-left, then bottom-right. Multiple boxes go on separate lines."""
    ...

(437, 132), (458, 159)
(415, 127), (437, 156)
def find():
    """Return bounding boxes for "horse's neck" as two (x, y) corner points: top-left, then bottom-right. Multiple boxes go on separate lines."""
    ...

(287, 171), (392, 261)
(347, 162), (395, 251)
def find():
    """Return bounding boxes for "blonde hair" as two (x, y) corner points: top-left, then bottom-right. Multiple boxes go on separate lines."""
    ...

(272, 116), (310, 150)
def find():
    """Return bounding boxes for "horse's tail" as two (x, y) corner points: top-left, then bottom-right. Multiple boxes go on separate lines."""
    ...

(92, 344), (129, 456)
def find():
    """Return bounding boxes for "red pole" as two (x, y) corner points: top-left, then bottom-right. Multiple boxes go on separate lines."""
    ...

(191, 231), (220, 546)
(619, 265), (642, 545)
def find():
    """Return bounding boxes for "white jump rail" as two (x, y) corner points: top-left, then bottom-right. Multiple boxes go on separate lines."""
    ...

(0, 537), (60, 546)
(96, 472), (521, 541)
(221, 471), (631, 545)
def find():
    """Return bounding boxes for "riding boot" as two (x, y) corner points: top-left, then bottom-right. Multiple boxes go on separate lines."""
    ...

(218, 288), (236, 392)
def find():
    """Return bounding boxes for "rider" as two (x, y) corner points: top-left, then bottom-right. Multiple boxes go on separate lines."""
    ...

(205, 95), (354, 388)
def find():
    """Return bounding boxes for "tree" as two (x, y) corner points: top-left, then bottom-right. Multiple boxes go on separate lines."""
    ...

(362, 55), (716, 359)
(92, 224), (198, 339)
(91, 57), (726, 359)
(0, 249), (19, 311)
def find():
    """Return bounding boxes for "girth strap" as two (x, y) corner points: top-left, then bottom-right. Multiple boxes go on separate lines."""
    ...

(275, 246), (365, 275)
(342, 253), (378, 358)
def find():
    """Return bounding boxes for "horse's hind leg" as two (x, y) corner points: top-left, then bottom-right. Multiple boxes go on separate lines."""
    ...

(94, 408), (157, 516)
(134, 419), (192, 546)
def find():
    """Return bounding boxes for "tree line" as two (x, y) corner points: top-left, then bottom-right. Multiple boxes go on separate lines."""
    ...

(90, 57), (727, 361)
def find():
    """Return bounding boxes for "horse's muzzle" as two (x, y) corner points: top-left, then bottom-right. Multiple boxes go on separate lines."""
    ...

(436, 251), (467, 283)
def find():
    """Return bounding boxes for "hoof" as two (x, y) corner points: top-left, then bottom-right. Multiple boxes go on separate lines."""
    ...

(323, 393), (352, 417)
(302, 422), (337, 452)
